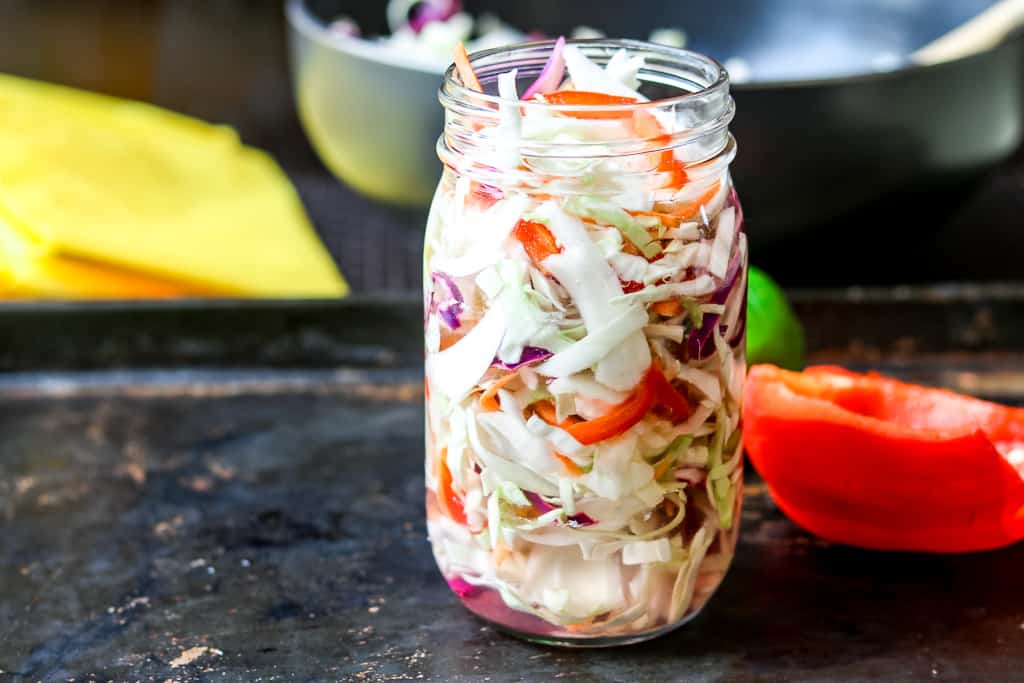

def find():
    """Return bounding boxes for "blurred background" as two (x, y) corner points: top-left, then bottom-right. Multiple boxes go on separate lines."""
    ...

(1, 0), (1022, 294)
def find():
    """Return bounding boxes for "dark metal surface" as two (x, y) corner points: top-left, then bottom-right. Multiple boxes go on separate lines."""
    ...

(2, 284), (1023, 370)
(0, 296), (423, 372)
(2, 290), (1024, 681)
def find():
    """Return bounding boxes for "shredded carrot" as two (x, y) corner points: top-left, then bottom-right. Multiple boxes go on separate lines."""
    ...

(652, 299), (683, 317)
(533, 400), (580, 429)
(653, 455), (675, 481)
(493, 543), (512, 567)
(513, 504), (538, 519)
(665, 181), (722, 220)
(628, 209), (683, 228)
(533, 400), (560, 425)
(632, 109), (665, 139)
(453, 42), (483, 91)
(564, 618), (598, 632)
(439, 329), (462, 351)
(479, 372), (518, 412)
(554, 452), (584, 477)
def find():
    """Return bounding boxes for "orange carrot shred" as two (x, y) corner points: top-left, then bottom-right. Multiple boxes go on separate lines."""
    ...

(533, 400), (580, 429)
(652, 300), (683, 317)
(453, 42), (483, 91)
(479, 372), (518, 412)
(628, 209), (684, 228)
(493, 543), (512, 567)
(654, 455), (675, 481)
(554, 452), (584, 477)
(668, 181), (722, 219)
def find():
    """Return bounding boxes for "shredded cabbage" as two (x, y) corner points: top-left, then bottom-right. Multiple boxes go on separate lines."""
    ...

(548, 373), (628, 405)
(564, 196), (663, 259)
(466, 407), (560, 496)
(486, 259), (556, 365)
(605, 49), (645, 90)
(535, 304), (647, 381)
(525, 414), (587, 456)
(622, 538), (672, 565)
(708, 207), (736, 279)
(614, 275), (717, 305)
(496, 69), (523, 170)
(563, 44), (644, 99)
(428, 302), (507, 401)
(534, 202), (650, 390)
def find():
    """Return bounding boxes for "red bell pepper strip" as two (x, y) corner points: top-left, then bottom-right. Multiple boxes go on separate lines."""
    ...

(513, 219), (561, 267)
(743, 365), (1024, 552)
(544, 90), (638, 119)
(657, 154), (689, 188)
(567, 366), (691, 445)
(435, 448), (468, 526)
(649, 368), (694, 422)
(568, 370), (656, 444)
(620, 280), (645, 294)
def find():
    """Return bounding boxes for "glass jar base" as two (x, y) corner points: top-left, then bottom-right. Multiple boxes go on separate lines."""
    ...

(491, 612), (701, 648)
(449, 570), (718, 648)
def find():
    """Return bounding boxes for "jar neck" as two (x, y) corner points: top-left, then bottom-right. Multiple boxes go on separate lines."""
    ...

(437, 39), (735, 189)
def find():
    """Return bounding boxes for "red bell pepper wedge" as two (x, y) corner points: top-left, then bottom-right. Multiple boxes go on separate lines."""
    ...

(512, 219), (561, 267)
(567, 366), (692, 445)
(743, 365), (1024, 552)
(544, 90), (638, 119)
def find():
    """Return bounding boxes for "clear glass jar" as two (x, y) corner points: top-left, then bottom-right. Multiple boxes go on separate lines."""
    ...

(423, 39), (745, 647)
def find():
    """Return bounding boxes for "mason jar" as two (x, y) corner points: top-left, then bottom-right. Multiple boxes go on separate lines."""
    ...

(423, 39), (745, 646)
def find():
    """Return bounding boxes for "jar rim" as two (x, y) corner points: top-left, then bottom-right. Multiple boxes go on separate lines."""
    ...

(440, 38), (730, 113)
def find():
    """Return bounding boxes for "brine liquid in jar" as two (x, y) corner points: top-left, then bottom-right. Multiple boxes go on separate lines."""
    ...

(424, 38), (745, 647)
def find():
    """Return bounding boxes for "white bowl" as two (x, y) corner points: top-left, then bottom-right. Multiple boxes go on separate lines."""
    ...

(286, 0), (444, 207)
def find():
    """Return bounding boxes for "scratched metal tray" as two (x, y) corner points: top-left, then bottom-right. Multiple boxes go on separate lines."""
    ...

(1, 286), (1023, 681)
